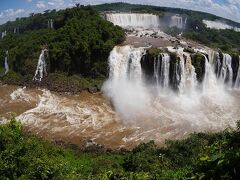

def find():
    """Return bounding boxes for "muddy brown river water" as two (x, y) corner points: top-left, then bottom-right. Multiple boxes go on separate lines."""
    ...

(0, 84), (240, 149)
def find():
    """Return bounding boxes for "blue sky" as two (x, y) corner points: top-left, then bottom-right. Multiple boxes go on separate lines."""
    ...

(0, 0), (240, 24)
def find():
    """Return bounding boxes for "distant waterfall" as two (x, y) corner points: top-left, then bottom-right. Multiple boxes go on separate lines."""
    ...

(234, 56), (240, 88)
(4, 51), (9, 74)
(14, 27), (19, 34)
(106, 13), (161, 28)
(219, 53), (233, 87)
(170, 15), (187, 29)
(33, 49), (48, 81)
(1, 31), (6, 38)
(48, 19), (54, 29)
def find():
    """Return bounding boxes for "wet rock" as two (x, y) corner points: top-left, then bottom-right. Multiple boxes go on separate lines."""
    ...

(184, 47), (195, 54)
(84, 140), (105, 152)
(55, 139), (65, 145)
(88, 86), (98, 94)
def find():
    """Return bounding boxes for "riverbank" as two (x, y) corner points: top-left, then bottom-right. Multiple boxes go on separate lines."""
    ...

(0, 71), (104, 94)
(1, 118), (239, 179)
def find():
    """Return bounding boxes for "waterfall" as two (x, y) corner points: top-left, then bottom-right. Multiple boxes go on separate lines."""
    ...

(106, 13), (161, 29)
(48, 19), (54, 29)
(234, 56), (240, 88)
(154, 55), (161, 87)
(108, 46), (145, 82)
(4, 51), (9, 75)
(160, 53), (170, 88)
(1, 31), (6, 38)
(215, 52), (221, 78)
(33, 49), (48, 81)
(202, 54), (219, 93)
(170, 15), (187, 29)
(105, 45), (238, 95)
(153, 53), (170, 88)
(219, 53), (233, 87)
(102, 46), (150, 119)
(173, 49), (197, 93)
(14, 27), (19, 34)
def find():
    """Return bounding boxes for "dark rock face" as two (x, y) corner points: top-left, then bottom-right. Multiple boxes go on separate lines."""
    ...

(141, 50), (181, 91)
(169, 53), (181, 91)
(232, 54), (240, 83)
(88, 86), (98, 94)
(141, 48), (164, 84)
(191, 53), (206, 83)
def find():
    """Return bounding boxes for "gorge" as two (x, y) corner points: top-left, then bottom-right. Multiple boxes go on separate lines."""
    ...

(1, 12), (240, 149)
(0, 3), (240, 178)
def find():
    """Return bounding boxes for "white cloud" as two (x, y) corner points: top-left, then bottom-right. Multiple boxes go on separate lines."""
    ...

(0, 9), (27, 24)
(36, 1), (46, 9)
(48, 0), (65, 7)
(70, 0), (240, 23)
(0, 0), (239, 25)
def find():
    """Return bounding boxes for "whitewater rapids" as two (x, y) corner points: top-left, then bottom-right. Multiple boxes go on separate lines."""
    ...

(1, 47), (240, 149)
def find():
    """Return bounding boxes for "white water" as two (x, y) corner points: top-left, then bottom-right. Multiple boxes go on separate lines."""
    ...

(170, 15), (187, 29)
(1, 45), (239, 148)
(48, 19), (54, 29)
(106, 13), (161, 29)
(160, 53), (170, 88)
(102, 46), (150, 120)
(235, 56), (240, 89)
(154, 55), (161, 87)
(103, 45), (239, 129)
(4, 51), (9, 74)
(219, 53), (233, 87)
(202, 53), (221, 95)
(1, 31), (6, 38)
(203, 20), (240, 32)
(154, 53), (170, 88)
(33, 49), (48, 81)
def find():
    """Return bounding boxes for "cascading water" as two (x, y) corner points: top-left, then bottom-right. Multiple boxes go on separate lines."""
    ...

(1, 31), (6, 38)
(170, 15), (187, 29)
(167, 47), (197, 93)
(48, 19), (54, 29)
(102, 45), (239, 145)
(202, 53), (219, 93)
(1, 45), (239, 149)
(160, 53), (170, 88)
(219, 53), (233, 87)
(4, 51), (9, 74)
(154, 55), (161, 87)
(106, 13), (161, 28)
(215, 52), (221, 78)
(234, 56), (240, 88)
(154, 53), (170, 88)
(102, 45), (150, 120)
(33, 49), (48, 81)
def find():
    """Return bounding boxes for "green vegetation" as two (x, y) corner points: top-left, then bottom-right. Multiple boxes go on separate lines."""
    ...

(191, 53), (206, 82)
(184, 29), (240, 54)
(95, 3), (240, 54)
(1, 118), (239, 179)
(0, 5), (125, 90)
